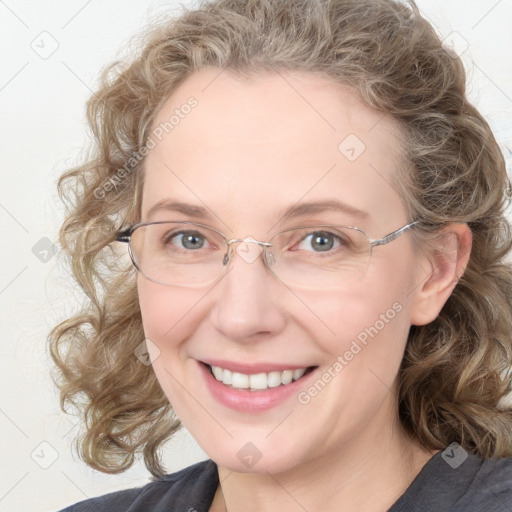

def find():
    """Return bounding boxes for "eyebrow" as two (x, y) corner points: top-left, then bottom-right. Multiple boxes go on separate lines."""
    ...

(277, 200), (369, 224)
(145, 199), (369, 223)
(146, 199), (209, 220)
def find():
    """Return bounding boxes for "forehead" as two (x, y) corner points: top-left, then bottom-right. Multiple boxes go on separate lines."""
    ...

(142, 69), (408, 232)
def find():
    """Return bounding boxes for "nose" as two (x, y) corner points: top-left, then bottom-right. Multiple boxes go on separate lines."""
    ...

(210, 241), (286, 344)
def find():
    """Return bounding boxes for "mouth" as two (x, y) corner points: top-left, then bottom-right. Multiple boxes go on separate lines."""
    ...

(200, 362), (317, 392)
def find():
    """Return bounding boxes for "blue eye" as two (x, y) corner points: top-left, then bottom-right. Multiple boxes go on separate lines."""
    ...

(166, 230), (207, 250)
(297, 231), (343, 252)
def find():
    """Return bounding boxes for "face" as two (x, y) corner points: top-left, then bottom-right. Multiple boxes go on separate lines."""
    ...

(137, 69), (428, 474)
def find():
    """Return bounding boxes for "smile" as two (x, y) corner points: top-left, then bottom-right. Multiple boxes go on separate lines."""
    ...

(198, 360), (319, 412)
(208, 364), (316, 391)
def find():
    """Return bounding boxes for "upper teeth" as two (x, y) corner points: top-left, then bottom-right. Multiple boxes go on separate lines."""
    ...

(210, 365), (308, 391)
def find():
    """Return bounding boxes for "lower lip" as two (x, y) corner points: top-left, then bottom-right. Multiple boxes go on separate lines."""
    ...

(198, 361), (317, 413)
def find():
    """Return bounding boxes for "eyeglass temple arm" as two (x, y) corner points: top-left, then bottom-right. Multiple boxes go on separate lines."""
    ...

(369, 221), (418, 248)
(115, 229), (132, 243)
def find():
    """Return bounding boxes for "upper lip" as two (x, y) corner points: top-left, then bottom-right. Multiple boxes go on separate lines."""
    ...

(200, 359), (316, 375)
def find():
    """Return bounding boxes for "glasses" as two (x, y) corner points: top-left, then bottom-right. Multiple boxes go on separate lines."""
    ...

(116, 220), (418, 289)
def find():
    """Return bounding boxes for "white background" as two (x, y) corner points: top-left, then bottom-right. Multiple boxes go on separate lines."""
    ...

(0, 1), (511, 511)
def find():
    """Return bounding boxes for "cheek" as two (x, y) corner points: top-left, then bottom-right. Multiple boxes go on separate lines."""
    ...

(137, 279), (206, 418)
(301, 289), (411, 428)
(303, 281), (412, 376)
(137, 278), (204, 351)
(306, 282), (408, 338)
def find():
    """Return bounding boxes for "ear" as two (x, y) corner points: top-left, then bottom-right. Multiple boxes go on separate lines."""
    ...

(409, 223), (472, 326)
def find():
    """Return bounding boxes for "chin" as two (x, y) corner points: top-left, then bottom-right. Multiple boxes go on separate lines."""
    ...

(201, 438), (305, 475)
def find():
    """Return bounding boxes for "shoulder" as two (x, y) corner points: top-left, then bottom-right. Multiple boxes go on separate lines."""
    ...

(58, 459), (219, 512)
(454, 454), (512, 511)
(390, 450), (512, 512)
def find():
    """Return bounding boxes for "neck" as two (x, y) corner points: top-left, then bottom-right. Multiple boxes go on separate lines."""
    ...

(210, 401), (438, 512)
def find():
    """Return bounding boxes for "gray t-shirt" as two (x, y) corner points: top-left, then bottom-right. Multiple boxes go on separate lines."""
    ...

(58, 451), (512, 511)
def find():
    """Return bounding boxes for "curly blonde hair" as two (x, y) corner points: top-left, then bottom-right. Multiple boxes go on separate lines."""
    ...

(49, 0), (512, 478)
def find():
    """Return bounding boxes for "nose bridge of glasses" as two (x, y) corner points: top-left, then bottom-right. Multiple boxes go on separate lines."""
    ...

(226, 237), (272, 247)
(224, 237), (273, 266)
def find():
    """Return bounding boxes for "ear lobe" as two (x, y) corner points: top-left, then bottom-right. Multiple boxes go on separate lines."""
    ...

(409, 224), (472, 326)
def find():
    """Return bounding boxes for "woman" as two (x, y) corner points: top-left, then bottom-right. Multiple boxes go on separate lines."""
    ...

(50, 0), (512, 510)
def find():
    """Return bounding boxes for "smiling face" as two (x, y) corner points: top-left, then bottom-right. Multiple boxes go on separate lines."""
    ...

(137, 69), (430, 473)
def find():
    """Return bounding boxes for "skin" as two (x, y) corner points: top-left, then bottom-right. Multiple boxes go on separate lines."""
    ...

(137, 69), (471, 511)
